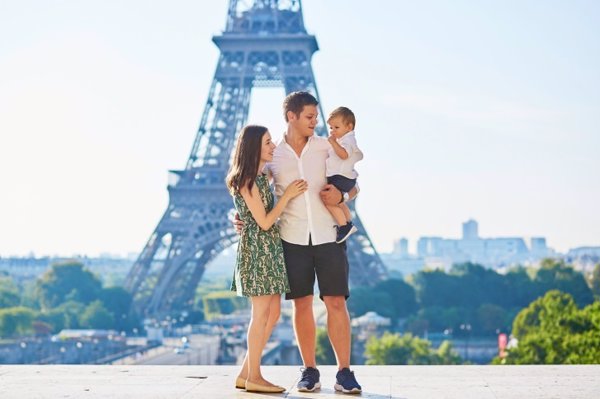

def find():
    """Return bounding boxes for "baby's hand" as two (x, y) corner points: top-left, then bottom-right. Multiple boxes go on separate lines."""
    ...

(328, 135), (337, 143)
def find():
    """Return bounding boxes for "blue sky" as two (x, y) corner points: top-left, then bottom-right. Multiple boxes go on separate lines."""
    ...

(1, 0), (599, 257)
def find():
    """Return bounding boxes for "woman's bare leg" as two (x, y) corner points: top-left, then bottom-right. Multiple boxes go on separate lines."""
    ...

(238, 295), (281, 385)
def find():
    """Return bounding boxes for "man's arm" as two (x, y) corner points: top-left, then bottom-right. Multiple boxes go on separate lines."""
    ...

(320, 183), (359, 206)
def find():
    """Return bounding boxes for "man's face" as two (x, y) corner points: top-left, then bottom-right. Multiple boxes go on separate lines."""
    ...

(289, 105), (318, 138)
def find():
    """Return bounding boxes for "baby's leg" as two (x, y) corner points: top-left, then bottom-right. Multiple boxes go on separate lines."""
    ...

(340, 203), (352, 223)
(326, 204), (347, 226)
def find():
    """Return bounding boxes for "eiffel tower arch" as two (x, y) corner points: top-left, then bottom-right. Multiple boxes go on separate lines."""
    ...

(125, 0), (387, 316)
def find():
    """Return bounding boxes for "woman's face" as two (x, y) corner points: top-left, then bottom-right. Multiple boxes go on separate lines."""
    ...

(260, 131), (276, 163)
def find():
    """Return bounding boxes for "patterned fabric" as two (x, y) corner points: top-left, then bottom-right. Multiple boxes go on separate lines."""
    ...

(231, 174), (290, 297)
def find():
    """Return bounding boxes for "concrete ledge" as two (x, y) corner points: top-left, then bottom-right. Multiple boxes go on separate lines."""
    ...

(1, 365), (599, 398)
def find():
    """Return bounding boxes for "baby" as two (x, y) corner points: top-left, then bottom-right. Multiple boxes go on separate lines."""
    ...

(325, 106), (363, 243)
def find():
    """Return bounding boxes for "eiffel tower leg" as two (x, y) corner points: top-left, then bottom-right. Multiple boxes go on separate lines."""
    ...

(128, 78), (252, 314)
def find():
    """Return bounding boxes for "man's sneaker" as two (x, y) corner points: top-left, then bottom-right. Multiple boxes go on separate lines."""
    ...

(297, 367), (321, 392)
(335, 368), (362, 394)
(336, 222), (358, 243)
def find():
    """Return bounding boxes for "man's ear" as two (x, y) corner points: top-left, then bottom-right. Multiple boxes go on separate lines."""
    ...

(286, 110), (296, 121)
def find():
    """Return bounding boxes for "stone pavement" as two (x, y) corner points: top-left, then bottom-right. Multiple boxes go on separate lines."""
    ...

(1, 365), (599, 398)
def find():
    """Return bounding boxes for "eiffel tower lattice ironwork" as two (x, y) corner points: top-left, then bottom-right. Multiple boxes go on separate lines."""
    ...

(125, 0), (387, 316)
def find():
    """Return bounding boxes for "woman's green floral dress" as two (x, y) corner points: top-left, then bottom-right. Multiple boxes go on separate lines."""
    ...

(231, 174), (290, 297)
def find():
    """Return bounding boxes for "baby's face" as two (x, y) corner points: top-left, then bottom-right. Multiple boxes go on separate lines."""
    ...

(327, 116), (353, 139)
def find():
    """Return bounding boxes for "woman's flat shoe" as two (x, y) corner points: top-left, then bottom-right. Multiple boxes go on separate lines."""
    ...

(235, 377), (246, 389)
(245, 381), (286, 393)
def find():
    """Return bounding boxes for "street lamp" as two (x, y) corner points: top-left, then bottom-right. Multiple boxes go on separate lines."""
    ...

(460, 323), (472, 362)
(76, 341), (83, 364)
(19, 342), (27, 364)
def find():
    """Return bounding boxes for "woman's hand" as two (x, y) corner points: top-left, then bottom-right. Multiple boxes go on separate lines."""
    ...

(283, 179), (308, 200)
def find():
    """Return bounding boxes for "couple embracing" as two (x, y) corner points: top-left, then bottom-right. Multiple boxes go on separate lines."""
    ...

(225, 91), (363, 394)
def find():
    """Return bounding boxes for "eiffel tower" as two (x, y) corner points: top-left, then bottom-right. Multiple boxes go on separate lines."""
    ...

(125, 0), (387, 316)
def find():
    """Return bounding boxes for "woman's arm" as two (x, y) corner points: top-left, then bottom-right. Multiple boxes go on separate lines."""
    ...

(240, 179), (306, 231)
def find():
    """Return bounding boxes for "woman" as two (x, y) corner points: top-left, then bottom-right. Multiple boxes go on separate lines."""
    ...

(225, 125), (307, 393)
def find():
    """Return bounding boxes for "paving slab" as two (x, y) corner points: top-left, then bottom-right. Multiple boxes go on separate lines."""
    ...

(0, 365), (598, 399)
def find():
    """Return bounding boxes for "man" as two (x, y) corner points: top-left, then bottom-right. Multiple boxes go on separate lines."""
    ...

(235, 91), (362, 393)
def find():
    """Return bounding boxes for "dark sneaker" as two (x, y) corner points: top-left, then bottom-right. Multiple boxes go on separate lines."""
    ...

(336, 222), (357, 243)
(335, 368), (362, 394)
(297, 367), (321, 392)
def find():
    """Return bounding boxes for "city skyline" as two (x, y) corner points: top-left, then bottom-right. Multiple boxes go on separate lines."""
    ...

(1, 1), (599, 257)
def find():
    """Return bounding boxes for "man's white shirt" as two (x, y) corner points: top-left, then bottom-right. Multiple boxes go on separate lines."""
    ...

(265, 135), (336, 246)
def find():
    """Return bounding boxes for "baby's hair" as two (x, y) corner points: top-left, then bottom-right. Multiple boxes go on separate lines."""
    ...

(327, 106), (356, 129)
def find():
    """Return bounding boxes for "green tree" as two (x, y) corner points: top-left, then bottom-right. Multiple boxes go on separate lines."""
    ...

(0, 306), (36, 337)
(35, 261), (102, 310)
(476, 303), (509, 334)
(98, 286), (139, 331)
(79, 300), (115, 329)
(503, 266), (537, 307)
(589, 263), (600, 300)
(364, 332), (458, 365)
(435, 340), (462, 365)
(412, 269), (463, 308)
(406, 306), (469, 335)
(347, 287), (394, 319)
(0, 276), (20, 308)
(374, 279), (418, 320)
(202, 291), (248, 319)
(315, 327), (336, 365)
(500, 290), (600, 364)
(451, 263), (507, 307)
(534, 259), (594, 307)
(37, 300), (86, 331)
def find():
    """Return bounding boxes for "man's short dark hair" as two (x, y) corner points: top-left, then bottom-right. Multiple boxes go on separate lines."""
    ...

(283, 91), (319, 121)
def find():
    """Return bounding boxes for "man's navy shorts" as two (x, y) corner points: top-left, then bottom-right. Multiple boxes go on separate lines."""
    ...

(281, 238), (350, 300)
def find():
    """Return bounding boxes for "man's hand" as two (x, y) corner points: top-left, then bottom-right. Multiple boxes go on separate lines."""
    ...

(320, 184), (342, 206)
(230, 212), (244, 234)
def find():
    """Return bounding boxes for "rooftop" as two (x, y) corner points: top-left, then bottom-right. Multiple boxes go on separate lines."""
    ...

(1, 365), (599, 398)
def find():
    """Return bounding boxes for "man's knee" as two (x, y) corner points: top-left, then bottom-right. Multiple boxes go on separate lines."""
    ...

(323, 296), (347, 312)
(293, 295), (314, 313)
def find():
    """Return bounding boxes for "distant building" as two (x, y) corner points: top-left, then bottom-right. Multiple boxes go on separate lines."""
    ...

(565, 246), (600, 272)
(462, 219), (479, 240)
(413, 220), (553, 270)
(393, 238), (409, 257)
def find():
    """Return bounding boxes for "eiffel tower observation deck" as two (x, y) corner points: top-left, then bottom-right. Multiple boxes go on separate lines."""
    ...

(124, 0), (387, 316)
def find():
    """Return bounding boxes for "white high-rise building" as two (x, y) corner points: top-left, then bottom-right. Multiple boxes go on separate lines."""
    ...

(462, 219), (479, 240)
(393, 238), (409, 257)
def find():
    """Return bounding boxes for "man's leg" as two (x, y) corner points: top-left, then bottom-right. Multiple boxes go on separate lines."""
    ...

(281, 240), (321, 392)
(292, 295), (316, 367)
(314, 242), (362, 393)
(322, 295), (351, 368)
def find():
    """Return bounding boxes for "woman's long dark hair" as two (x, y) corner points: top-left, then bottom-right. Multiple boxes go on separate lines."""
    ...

(226, 125), (268, 195)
